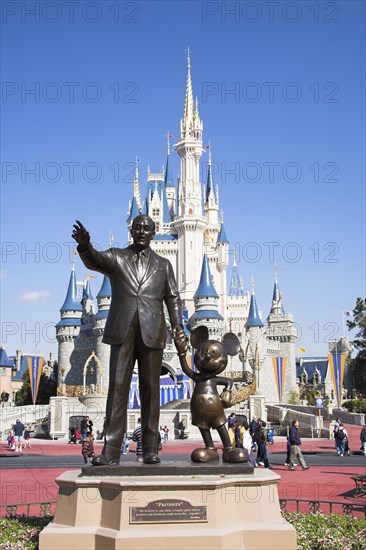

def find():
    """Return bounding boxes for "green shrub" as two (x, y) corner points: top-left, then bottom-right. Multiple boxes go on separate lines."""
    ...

(0, 516), (51, 549)
(284, 512), (366, 550)
(342, 399), (366, 414)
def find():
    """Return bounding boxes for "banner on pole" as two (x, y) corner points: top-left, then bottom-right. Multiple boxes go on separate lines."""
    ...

(27, 356), (44, 405)
(272, 356), (287, 403)
(328, 353), (346, 408)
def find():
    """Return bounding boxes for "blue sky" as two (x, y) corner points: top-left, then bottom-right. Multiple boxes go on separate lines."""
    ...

(1, 0), (365, 358)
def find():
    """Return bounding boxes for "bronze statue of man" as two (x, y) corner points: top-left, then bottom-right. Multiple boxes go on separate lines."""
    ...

(72, 215), (188, 465)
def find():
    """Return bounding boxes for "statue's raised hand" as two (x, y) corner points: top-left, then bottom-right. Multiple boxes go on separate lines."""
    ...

(72, 220), (90, 248)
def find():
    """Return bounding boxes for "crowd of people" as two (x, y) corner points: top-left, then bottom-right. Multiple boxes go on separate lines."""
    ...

(7, 414), (364, 467)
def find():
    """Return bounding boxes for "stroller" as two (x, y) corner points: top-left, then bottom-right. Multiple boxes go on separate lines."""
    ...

(267, 427), (275, 445)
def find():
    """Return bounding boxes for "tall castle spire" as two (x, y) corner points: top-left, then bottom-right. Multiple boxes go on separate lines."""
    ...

(133, 156), (142, 212)
(172, 49), (205, 312)
(182, 47), (195, 136)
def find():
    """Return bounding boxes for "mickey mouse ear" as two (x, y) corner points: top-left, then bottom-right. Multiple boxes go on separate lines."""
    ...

(190, 326), (209, 349)
(222, 333), (241, 356)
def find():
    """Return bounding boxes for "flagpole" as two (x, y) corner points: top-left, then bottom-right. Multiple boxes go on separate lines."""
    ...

(342, 309), (345, 338)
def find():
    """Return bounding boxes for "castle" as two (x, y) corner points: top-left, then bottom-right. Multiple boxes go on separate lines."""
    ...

(56, 51), (297, 406)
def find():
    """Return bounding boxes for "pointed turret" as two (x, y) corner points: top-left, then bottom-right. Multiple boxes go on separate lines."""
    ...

(82, 278), (93, 301)
(60, 263), (82, 312)
(229, 253), (244, 298)
(205, 144), (215, 203)
(97, 276), (111, 298)
(269, 268), (285, 316)
(56, 262), (83, 385)
(245, 278), (264, 328)
(189, 255), (223, 330)
(96, 275), (111, 320)
(195, 255), (219, 298)
(217, 222), (229, 244)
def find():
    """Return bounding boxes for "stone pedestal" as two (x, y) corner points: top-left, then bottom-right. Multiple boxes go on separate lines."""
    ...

(40, 465), (296, 549)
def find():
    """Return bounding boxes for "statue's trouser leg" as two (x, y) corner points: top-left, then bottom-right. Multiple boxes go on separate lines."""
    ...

(136, 335), (163, 456)
(103, 315), (162, 459)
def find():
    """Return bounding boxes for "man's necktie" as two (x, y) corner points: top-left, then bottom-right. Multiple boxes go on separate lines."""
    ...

(135, 252), (144, 280)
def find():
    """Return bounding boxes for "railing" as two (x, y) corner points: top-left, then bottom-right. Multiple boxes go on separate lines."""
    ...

(0, 501), (57, 517)
(280, 499), (366, 517)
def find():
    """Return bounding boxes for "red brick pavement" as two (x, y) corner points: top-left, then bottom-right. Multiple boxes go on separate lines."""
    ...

(1, 423), (365, 516)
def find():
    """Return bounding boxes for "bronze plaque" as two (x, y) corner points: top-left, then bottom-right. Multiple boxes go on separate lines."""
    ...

(130, 498), (208, 524)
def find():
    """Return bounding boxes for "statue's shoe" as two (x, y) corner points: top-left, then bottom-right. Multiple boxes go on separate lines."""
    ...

(91, 454), (120, 466)
(143, 453), (161, 464)
(222, 447), (248, 463)
(191, 447), (219, 462)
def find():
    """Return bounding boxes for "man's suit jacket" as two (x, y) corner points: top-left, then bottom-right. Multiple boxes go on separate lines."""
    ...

(78, 244), (183, 348)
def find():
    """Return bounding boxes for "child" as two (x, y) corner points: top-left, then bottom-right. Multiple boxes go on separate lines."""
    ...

(81, 434), (95, 464)
(24, 427), (31, 448)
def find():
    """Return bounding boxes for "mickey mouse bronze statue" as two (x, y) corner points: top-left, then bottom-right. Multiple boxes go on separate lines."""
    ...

(178, 326), (248, 463)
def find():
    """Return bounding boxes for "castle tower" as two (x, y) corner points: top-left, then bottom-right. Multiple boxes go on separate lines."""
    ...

(266, 271), (297, 401)
(172, 49), (206, 312)
(188, 254), (224, 339)
(55, 261), (82, 385)
(94, 275), (112, 390)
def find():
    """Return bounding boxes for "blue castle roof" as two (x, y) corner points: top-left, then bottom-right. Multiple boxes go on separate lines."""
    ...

(194, 255), (219, 299)
(56, 318), (82, 328)
(190, 309), (223, 320)
(128, 197), (140, 221)
(97, 275), (111, 298)
(153, 234), (178, 241)
(0, 348), (14, 368)
(296, 358), (328, 383)
(246, 292), (264, 328)
(95, 310), (109, 320)
(217, 223), (229, 244)
(60, 269), (83, 312)
(164, 153), (174, 187)
(82, 279), (93, 301)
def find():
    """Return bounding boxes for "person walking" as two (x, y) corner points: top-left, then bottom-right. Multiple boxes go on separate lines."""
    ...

(335, 423), (348, 456)
(242, 422), (256, 467)
(13, 419), (24, 453)
(288, 420), (310, 471)
(24, 427), (31, 449)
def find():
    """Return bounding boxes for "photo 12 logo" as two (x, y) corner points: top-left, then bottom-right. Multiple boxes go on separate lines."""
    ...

(201, 2), (340, 24)
(1, 81), (139, 103)
(1, 2), (140, 24)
